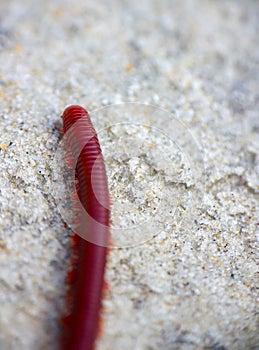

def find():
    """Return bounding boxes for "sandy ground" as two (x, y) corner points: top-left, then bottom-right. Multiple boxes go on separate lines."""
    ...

(0, 0), (258, 349)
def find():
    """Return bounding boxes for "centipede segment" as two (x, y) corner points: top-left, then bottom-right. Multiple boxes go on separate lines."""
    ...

(61, 105), (110, 350)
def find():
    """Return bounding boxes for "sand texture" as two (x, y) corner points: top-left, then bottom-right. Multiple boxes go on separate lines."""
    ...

(0, 1), (258, 349)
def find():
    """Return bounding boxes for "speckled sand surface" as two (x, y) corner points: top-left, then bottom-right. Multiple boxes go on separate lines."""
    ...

(0, 1), (258, 349)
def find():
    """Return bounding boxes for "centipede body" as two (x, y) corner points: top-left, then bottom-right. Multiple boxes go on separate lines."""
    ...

(61, 105), (110, 350)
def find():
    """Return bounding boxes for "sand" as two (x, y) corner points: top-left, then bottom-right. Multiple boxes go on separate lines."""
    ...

(0, 0), (258, 349)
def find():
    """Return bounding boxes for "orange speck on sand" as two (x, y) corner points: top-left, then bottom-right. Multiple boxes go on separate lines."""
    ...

(125, 64), (133, 72)
(13, 45), (22, 53)
(0, 144), (8, 151)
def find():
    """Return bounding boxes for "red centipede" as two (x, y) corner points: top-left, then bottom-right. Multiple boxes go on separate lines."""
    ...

(61, 105), (110, 350)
